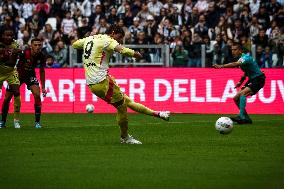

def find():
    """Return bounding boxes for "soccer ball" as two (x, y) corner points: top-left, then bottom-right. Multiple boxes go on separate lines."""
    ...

(215, 117), (233, 134)
(85, 104), (94, 113)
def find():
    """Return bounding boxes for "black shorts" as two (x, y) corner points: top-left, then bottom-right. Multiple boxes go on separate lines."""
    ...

(243, 74), (266, 95)
(21, 76), (40, 90)
(7, 76), (39, 92)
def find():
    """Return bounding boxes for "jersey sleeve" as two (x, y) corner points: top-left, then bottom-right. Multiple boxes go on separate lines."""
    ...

(238, 54), (251, 65)
(72, 38), (86, 49)
(103, 36), (119, 51)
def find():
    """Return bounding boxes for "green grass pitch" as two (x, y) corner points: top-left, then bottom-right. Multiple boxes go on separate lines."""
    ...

(0, 114), (283, 189)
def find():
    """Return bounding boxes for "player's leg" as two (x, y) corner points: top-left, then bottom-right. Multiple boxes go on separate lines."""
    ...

(0, 88), (14, 128)
(0, 71), (20, 128)
(124, 94), (170, 121)
(232, 87), (253, 124)
(30, 84), (42, 128)
(88, 77), (141, 144)
(13, 95), (21, 128)
(5, 88), (21, 128)
(232, 91), (249, 119)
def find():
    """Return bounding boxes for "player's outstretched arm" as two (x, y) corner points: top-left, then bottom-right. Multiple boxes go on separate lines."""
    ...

(213, 61), (241, 69)
(114, 44), (142, 60)
(72, 38), (86, 49)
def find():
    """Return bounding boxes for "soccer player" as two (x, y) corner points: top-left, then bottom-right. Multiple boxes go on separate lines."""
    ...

(3, 38), (47, 128)
(0, 27), (21, 128)
(213, 42), (266, 124)
(72, 25), (170, 144)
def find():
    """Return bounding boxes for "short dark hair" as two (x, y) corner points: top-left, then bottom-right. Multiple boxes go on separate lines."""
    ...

(31, 38), (42, 43)
(105, 24), (125, 37)
(232, 42), (242, 50)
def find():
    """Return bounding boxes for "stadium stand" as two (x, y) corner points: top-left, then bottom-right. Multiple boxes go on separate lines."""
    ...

(0, 0), (283, 67)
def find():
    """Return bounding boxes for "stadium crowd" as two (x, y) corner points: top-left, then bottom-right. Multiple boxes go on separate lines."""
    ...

(0, 0), (283, 68)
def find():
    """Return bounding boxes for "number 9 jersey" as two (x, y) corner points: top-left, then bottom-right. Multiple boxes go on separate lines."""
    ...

(72, 34), (119, 85)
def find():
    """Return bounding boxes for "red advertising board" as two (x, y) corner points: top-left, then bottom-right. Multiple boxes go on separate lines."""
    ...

(0, 68), (283, 114)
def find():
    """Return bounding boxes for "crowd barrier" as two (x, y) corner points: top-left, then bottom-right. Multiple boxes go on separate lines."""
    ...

(0, 68), (283, 114)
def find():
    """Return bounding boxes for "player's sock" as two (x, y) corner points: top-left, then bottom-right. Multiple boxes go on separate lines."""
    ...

(239, 96), (247, 120)
(14, 95), (21, 120)
(116, 103), (128, 138)
(34, 104), (41, 123)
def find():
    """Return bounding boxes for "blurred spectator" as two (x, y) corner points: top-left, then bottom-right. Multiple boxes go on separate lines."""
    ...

(194, 14), (209, 37)
(239, 4), (251, 29)
(147, 0), (163, 17)
(123, 3), (134, 27)
(260, 46), (273, 68)
(143, 15), (158, 43)
(35, 0), (51, 29)
(255, 45), (264, 67)
(188, 33), (202, 67)
(117, 18), (128, 34)
(181, 0), (194, 21)
(17, 29), (31, 50)
(249, 0), (260, 15)
(129, 17), (143, 40)
(97, 17), (109, 34)
(253, 28), (269, 48)
(136, 2), (152, 26)
(185, 7), (199, 28)
(61, 0), (77, 14)
(274, 5), (284, 29)
(212, 43), (224, 65)
(107, 7), (118, 25)
(231, 18), (247, 42)
(180, 28), (192, 52)
(205, 2), (221, 29)
(224, 7), (235, 26)
(249, 15), (260, 37)
(276, 36), (284, 67)
(19, 0), (34, 22)
(172, 40), (188, 67)
(240, 35), (252, 52)
(158, 18), (179, 42)
(203, 35), (215, 67)
(194, 0), (209, 14)
(215, 16), (229, 37)
(28, 13), (40, 37)
(51, 40), (68, 67)
(0, 15), (14, 34)
(117, 0), (129, 18)
(89, 4), (104, 29)
(50, 0), (63, 18)
(46, 55), (61, 68)
(256, 6), (270, 30)
(168, 6), (182, 27)
(61, 11), (77, 45)
(77, 17), (91, 38)
(39, 23), (54, 42)
(130, 0), (142, 17)
(156, 8), (167, 25)
(50, 30), (63, 47)
(77, 0), (93, 18)
(1, 0), (19, 17)
(267, 0), (282, 16)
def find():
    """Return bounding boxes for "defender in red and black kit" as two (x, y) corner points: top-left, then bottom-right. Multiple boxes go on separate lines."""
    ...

(6, 38), (47, 128)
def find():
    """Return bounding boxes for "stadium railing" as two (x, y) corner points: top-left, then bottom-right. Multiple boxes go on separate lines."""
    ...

(69, 44), (170, 67)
